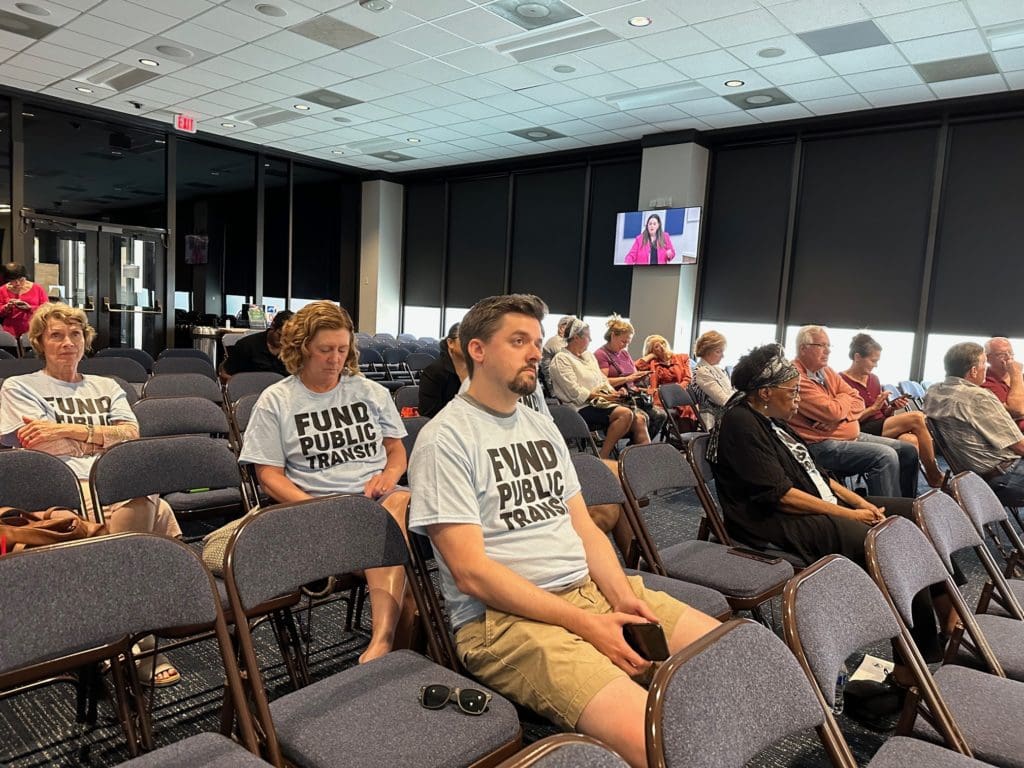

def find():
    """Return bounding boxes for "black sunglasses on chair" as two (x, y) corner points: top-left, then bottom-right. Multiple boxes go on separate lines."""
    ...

(419, 684), (491, 715)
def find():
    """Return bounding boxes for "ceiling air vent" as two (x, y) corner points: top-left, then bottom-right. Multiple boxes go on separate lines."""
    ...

(495, 19), (617, 62)
(73, 61), (160, 92)
(230, 105), (304, 128)
(343, 137), (404, 154)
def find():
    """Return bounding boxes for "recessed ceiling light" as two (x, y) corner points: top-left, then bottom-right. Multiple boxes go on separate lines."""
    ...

(255, 3), (287, 16)
(15, 3), (50, 16)
(221, 122), (235, 128)
(406, 137), (420, 143)
(526, 130), (549, 138)
(553, 64), (575, 74)
(745, 94), (774, 105)
(724, 80), (744, 87)
(293, 104), (310, 110)
(332, 116), (352, 123)
(75, 86), (93, 93)
(155, 44), (192, 60)
(138, 58), (159, 67)
(358, 0), (392, 11)
(627, 16), (652, 27)
(758, 47), (786, 58)
(332, 150), (345, 155)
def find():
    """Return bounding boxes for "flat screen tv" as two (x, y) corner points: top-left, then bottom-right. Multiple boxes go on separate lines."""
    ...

(613, 207), (701, 266)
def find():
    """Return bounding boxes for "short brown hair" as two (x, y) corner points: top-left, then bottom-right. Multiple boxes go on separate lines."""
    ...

(30, 303), (95, 359)
(944, 342), (984, 379)
(694, 330), (726, 359)
(459, 294), (547, 376)
(603, 314), (633, 342)
(278, 301), (359, 377)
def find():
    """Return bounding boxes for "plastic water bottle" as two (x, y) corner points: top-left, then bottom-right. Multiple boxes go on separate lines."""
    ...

(833, 664), (849, 714)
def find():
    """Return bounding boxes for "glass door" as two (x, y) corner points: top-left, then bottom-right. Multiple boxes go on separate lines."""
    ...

(105, 232), (165, 355)
(33, 225), (98, 317)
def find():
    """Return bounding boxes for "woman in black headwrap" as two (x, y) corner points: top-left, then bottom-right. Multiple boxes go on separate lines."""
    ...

(707, 343), (912, 566)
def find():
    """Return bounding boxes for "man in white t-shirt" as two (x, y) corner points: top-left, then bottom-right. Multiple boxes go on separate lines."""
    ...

(408, 294), (717, 768)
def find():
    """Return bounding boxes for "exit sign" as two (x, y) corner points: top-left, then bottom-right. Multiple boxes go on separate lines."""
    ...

(174, 114), (196, 133)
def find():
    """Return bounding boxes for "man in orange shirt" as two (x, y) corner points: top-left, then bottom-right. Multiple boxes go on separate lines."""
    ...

(789, 325), (918, 498)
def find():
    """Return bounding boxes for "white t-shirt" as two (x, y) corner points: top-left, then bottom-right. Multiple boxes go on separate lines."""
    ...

(408, 395), (587, 629)
(239, 374), (406, 496)
(0, 371), (136, 479)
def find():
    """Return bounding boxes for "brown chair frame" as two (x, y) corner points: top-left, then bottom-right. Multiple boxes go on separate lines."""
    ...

(495, 734), (628, 767)
(951, 470), (1024, 583)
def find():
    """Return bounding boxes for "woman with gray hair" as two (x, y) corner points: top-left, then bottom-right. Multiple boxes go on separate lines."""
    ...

(550, 318), (650, 459)
(708, 343), (912, 566)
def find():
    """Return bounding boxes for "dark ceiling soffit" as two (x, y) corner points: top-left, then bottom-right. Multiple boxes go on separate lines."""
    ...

(0, 82), (377, 181)
(642, 129), (705, 150)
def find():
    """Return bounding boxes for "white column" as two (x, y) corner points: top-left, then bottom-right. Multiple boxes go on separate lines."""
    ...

(626, 142), (709, 356)
(358, 179), (403, 334)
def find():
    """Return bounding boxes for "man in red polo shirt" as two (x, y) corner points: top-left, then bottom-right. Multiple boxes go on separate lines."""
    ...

(982, 337), (1024, 432)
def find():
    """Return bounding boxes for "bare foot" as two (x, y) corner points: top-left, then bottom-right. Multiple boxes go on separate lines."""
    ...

(358, 636), (393, 664)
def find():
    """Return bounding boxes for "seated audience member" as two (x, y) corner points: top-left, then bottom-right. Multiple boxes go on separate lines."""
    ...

(0, 262), (47, 340)
(840, 333), (943, 487)
(219, 309), (293, 382)
(408, 293), (718, 768)
(709, 343), (911, 565)
(541, 314), (575, 395)
(0, 302), (182, 686)
(790, 325), (918, 498)
(418, 322), (467, 418)
(635, 333), (697, 431)
(691, 330), (735, 430)
(925, 342), (1024, 505)
(594, 315), (666, 439)
(982, 336), (1024, 431)
(238, 300), (412, 663)
(550, 318), (650, 460)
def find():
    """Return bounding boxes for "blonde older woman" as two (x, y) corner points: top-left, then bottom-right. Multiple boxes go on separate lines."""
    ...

(595, 314), (666, 439)
(239, 300), (412, 663)
(636, 333), (697, 429)
(692, 330), (735, 430)
(0, 302), (182, 685)
(550, 318), (650, 459)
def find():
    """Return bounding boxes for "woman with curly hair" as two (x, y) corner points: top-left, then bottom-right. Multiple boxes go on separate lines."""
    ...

(239, 300), (412, 663)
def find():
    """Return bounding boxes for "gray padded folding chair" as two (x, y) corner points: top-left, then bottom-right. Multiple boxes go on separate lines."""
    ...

(0, 357), (45, 376)
(231, 394), (260, 437)
(951, 470), (1024, 607)
(115, 732), (269, 767)
(781, 556), (992, 768)
(683, 432), (811, 567)
(223, 494), (523, 768)
(109, 374), (140, 406)
(867, 518), (1024, 766)
(79, 357), (149, 384)
(222, 331), (258, 353)
(0, 449), (86, 515)
(0, 329), (19, 356)
(658, 382), (703, 446)
(0, 348), (13, 360)
(225, 371), (283, 404)
(494, 734), (628, 768)
(405, 353), (434, 384)
(89, 435), (249, 528)
(618, 442), (793, 615)
(143, 373), (224, 404)
(0, 533), (258, 760)
(549, 404), (600, 456)
(152, 356), (218, 380)
(134, 396), (231, 439)
(570, 452), (731, 622)
(916, 487), (1024, 622)
(394, 384), (420, 411)
(96, 347), (155, 374)
(158, 348), (214, 365)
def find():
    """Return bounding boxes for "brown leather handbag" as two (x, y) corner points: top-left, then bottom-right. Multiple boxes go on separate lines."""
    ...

(0, 507), (107, 555)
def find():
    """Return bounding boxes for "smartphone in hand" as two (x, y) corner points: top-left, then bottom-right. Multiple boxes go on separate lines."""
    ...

(623, 622), (670, 661)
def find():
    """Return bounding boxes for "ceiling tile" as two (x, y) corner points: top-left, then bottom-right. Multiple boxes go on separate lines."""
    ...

(576, 41), (657, 70)
(66, 12), (148, 44)
(628, 104), (689, 123)
(858, 0), (949, 12)
(651, 117), (710, 131)
(802, 93), (871, 114)
(589, 1), (688, 39)
(697, 70), (774, 93)
(223, 0), (319, 27)
(483, 64), (550, 90)
(768, 0), (869, 34)
(674, 0), (759, 24)
(699, 110), (760, 127)
(897, 29), (988, 63)
(1003, 68), (1024, 88)
(89, 0), (178, 34)
(440, 46), (514, 74)
(615, 61), (692, 88)
(928, 72), (1007, 98)
(586, 111), (645, 129)
(257, 29), (337, 59)
(781, 76), (855, 100)
(225, 43), (301, 71)
(44, 28), (121, 57)
(443, 75), (506, 98)
(994, 46), (1024, 70)
(966, 0), (1024, 27)
(668, 49), (748, 78)
(150, 75), (212, 97)
(130, 0), (213, 20)
(564, 71), (635, 97)
(517, 105), (572, 124)
(413, 107), (467, 126)
(758, 56), (836, 84)
(279, 63), (346, 88)
(401, 0), (476, 22)
(516, 81), (584, 105)
(444, 99), (503, 119)
(9, 52), (76, 77)
(875, 2), (974, 42)
(359, 68), (430, 95)
(728, 34), (817, 67)
(316, 49), (384, 77)
(23, 40), (97, 68)
(696, 9), (790, 47)
(327, 3), (421, 36)
(521, 53), (603, 80)
(749, 102), (812, 121)
(163, 22), (245, 55)
(844, 65), (923, 90)
(434, 7), (523, 44)
(394, 58), (465, 84)
(823, 43), (907, 74)
(679, 95), (742, 115)
(0, 62), (58, 85)
(479, 90), (542, 112)
(174, 66), (238, 90)
(193, 7), (279, 43)
(558, 97), (617, 117)
(350, 38), (424, 67)
(390, 23), (469, 56)
(373, 93), (434, 113)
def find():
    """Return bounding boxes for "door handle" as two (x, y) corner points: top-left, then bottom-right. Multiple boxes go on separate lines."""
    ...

(102, 297), (162, 314)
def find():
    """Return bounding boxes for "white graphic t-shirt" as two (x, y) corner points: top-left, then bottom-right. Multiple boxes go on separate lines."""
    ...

(408, 394), (587, 629)
(0, 371), (136, 479)
(240, 374), (406, 496)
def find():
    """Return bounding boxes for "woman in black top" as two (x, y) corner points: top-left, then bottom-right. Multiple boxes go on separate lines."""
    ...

(418, 323), (467, 418)
(708, 343), (911, 566)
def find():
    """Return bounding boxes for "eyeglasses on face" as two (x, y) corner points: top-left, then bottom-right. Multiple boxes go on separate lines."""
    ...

(774, 385), (801, 399)
(420, 684), (491, 716)
(804, 342), (831, 350)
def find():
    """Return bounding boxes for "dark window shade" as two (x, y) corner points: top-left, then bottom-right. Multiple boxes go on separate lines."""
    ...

(930, 118), (1024, 334)
(291, 165), (360, 304)
(583, 159), (640, 316)
(788, 128), (937, 329)
(403, 181), (445, 306)
(509, 167), (586, 312)
(700, 143), (793, 323)
(445, 176), (508, 307)
(223, 188), (258, 296)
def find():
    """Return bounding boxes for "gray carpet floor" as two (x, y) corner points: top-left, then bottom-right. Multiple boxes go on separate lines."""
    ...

(0, 467), (1010, 767)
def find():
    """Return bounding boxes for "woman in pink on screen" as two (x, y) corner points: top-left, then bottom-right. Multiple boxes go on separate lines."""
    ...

(624, 213), (675, 265)
(0, 263), (47, 339)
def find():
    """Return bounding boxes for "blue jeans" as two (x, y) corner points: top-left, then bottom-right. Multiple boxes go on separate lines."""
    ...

(808, 434), (919, 498)
(988, 459), (1024, 506)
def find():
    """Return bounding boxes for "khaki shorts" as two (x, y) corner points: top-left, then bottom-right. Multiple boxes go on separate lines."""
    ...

(454, 575), (688, 730)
